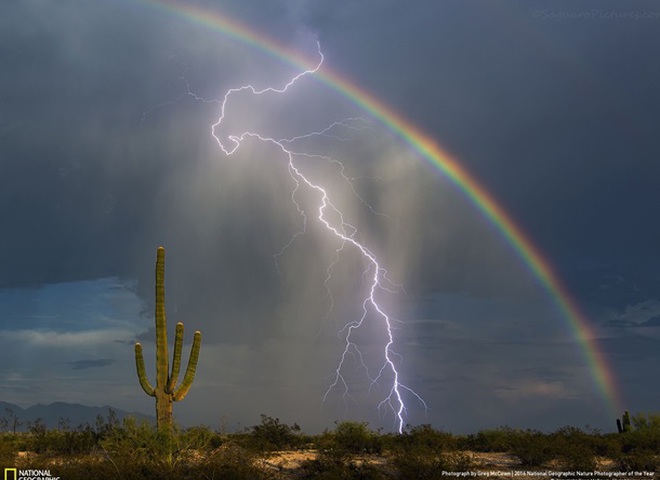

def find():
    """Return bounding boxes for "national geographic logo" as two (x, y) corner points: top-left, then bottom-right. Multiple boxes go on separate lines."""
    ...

(4, 469), (60, 480)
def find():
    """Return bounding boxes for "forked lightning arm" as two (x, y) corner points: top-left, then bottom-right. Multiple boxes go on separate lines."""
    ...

(210, 43), (425, 433)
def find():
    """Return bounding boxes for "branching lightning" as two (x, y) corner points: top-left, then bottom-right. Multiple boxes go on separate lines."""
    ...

(205, 44), (426, 433)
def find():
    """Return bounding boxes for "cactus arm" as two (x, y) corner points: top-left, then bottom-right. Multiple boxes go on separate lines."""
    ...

(173, 331), (202, 402)
(167, 322), (184, 393)
(135, 343), (156, 396)
(155, 246), (169, 391)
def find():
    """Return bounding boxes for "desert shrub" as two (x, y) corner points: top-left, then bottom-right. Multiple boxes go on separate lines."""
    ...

(0, 433), (19, 465)
(27, 418), (97, 455)
(510, 430), (554, 467)
(23, 411), (122, 457)
(390, 450), (452, 479)
(390, 446), (474, 479)
(42, 459), (159, 480)
(390, 451), (446, 480)
(397, 424), (456, 454)
(197, 443), (274, 480)
(50, 441), (274, 480)
(621, 428), (660, 454)
(175, 424), (218, 452)
(323, 421), (383, 456)
(550, 426), (596, 471)
(612, 414), (660, 472)
(614, 451), (659, 472)
(92, 409), (121, 441)
(631, 412), (660, 432)
(591, 433), (622, 458)
(298, 451), (387, 480)
(26, 417), (48, 453)
(613, 411), (660, 465)
(466, 426), (519, 452)
(100, 416), (169, 467)
(557, 444), (596, 471)
(446, 451), (475, 471)
(247, 414), (302, 452)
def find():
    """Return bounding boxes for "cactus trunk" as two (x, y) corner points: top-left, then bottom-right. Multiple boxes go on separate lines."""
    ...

(155, 389), (173, 434)
(134, 247), (202, 441)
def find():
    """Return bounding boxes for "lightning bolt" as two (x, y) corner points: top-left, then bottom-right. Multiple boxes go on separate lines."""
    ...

(207, 43), (426, 433)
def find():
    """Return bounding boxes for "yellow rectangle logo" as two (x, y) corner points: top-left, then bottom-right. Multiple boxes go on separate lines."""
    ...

(4, 468), (17, 480)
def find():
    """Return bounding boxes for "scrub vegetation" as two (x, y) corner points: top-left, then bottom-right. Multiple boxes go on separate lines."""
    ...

(0, 411), (658, 479)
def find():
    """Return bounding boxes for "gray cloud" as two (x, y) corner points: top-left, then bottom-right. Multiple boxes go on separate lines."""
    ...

(68, 359), (115, 370)
(640, 317), (660, 328)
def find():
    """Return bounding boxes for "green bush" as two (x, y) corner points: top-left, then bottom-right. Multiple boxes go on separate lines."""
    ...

(550, 426), (596, 471)
(100, 416), (169, 467)
(621, 428), (660, 454)
(465, 426), (519, 452)
(0, 433), (19, 465)
(614, 451), (659, 472)
(631, 412), (660, 431)
(41, 443), (275, 480)
(591, 433), (622, 458)
(446, 451), (475, 471)
(246, 414), (302, 452)
(27, 418), (96, 456)
(323, 421), (383, 457)
(297, 452), (386, 480)
(391, 449), (474, 479)
(510, 430), (554, 467)
(196, 443), (275, 480)
(390, 450), (448, 480)
(176, 424), (218, 452)
(397, 424), (456, 454)
(557, 445), (596, 471)
(21, 411), (123, 457)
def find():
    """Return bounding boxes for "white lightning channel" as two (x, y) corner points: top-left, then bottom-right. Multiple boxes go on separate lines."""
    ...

(210, 43), (426, 433)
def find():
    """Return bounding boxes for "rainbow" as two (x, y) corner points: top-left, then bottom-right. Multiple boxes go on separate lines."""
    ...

(132, 0), (622, 417)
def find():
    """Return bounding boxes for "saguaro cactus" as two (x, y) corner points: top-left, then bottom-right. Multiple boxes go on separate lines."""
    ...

(135, 247), (202, 434)
(616, 409), (631, 433)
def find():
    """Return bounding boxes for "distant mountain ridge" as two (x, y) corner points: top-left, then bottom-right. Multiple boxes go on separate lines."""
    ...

(0, 401), (153, 432)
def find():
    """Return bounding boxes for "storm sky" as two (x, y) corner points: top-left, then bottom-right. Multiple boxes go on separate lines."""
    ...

(1, 0), (659, 434)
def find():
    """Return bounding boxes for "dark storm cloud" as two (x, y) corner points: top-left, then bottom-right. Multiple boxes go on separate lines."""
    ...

(68, 359), (115, 370)
(600, 335), (660, 361)
(640, 317), (660, 328)
(0, 0), (300, 344)
(304, 0), (660, 277)
(605, 317), (660, 329)
(0, 1), (168, 287)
